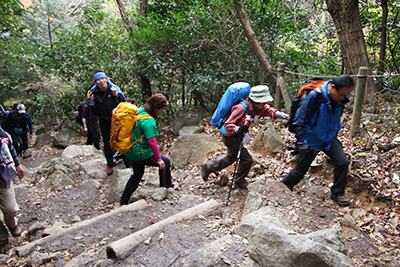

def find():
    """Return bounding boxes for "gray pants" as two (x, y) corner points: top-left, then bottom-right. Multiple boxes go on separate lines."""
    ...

(0, 179), (19, 241)
(208, 133), (252, 184)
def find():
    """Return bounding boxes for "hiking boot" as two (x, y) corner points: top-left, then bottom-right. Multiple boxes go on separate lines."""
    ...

(105, 167), (114, 176)
(330, 194), (350, 207)
(10, 224), (22, 237)
(201, 161), (210, 181)
(235, 179), (249, 190)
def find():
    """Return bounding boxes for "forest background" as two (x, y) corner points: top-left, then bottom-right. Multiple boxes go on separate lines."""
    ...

(1, 0), (399, 125)
(1, 1), (400, 263)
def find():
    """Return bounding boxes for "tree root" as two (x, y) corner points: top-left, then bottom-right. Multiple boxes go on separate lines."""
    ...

(346, 152), (374, 183)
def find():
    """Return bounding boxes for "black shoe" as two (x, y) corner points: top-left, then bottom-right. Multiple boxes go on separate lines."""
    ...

(201, 161), (210, 181)
(330, 194), (350, 207)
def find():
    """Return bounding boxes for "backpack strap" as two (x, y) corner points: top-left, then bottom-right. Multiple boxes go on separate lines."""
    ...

(310, 88), (324, 129)
(132, 113), (155, 154)
(240, 100), (249, 116)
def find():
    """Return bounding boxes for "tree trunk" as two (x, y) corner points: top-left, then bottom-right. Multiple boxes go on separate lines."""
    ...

(115, 0), (133, 35)
(139, 73), (152, 102)
(388, 11), (399, 73)
(350, 67), (368, 138)
(378, 0), (388, 75)
(232, 0), (276, 90)
(326, 0), (376, 98)
(138, 0), (147, 16)
(181, 71), (186, 107)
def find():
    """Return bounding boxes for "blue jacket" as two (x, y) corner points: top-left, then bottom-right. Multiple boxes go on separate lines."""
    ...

(293, 81), (349, 151)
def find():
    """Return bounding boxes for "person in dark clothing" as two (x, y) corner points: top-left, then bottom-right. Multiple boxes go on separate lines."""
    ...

(88, 71), (131, 175)
(75, 102), (100, 150)
(281, 75), (355, 207)
(201, 85), (288, 189)
(0, 126), (25, 246)
(3, 104), (33, 157)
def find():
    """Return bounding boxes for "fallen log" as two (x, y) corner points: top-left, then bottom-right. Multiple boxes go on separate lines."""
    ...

(16, 200), (148, 257)
(106, 199), (221, 260)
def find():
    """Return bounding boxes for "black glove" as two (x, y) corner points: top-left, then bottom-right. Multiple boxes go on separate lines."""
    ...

(298, 142), (309, 156)
(238, 124), (249, 133)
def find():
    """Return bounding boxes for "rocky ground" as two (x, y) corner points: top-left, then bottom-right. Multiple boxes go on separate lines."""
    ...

(0, 117), (398, 266)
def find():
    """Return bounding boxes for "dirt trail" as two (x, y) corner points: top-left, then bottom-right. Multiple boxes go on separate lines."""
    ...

(0, 139), (398, 266)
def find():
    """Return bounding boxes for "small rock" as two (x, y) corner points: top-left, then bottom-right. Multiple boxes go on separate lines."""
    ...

(221, 217), (235, 226)
(26, 251), (62, 265)
(374, 224), (386, 234)
(42, 221), (69, 237)
(341, 214), (359, 231)
(71, 215), (81, 224)
(352, 208), (367, 220)
(215, 175), (229, 187)
(27, 222), (46, 235)
(253, 164), (262, 171)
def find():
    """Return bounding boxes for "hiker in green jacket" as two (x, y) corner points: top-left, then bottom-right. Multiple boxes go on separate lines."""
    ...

(120, 94), (174, 205)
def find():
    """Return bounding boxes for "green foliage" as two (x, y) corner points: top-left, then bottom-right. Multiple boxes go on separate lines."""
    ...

(1, 0), (399, 127)
(0, 0), (27, 34)
(23, 0), (77, 48)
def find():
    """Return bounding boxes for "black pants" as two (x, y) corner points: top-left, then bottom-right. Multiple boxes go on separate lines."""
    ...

(11, 128), (28, 155)
(98, 118), (131, 168)
(86, 122), (100, 150)
(208, 133), (252, 184)
(281, 138), (349, 196)
(119, 155), (172, 204)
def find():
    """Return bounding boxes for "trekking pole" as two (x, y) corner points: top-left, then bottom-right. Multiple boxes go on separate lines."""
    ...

(226, 136), (244, 206)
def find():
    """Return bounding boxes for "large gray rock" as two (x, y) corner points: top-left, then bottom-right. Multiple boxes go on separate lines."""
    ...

(35, 127), (48, 135)
(61, 145), (103, 159)
(131, 183), (168, 202)
(305, 228), (349, 255)
(62, 145), (106, 174)
(107, 169), (132, 203)
(234, 206), (293, 237)
(242, 192), (267, 217)
(247, 224), (355, 267)
(244, 177), (295, 211)
(53, 127), (81, 148)
(251, 122), (284, 155)
(34, 134), (55, 147)
(34, 158), (86, 191)
(171, 112), (203, 134)
(169, 134), (224, 167)
(180, 234), (241, 266)
(107, 171), (166, 204)
(179, 126), (204, 136)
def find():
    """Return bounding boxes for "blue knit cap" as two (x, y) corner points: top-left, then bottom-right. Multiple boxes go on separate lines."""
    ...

(93, 72), (107, 81)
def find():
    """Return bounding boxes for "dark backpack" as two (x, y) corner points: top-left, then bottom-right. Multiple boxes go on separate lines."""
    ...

(286, 78), (326, 133)
(75, 103), (85, 125)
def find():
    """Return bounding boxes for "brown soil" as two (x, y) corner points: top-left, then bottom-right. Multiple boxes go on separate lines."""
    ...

(0, 132), (398, 266)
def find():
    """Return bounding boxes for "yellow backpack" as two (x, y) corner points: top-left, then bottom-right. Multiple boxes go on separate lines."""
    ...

(110, 102), (153, 154)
